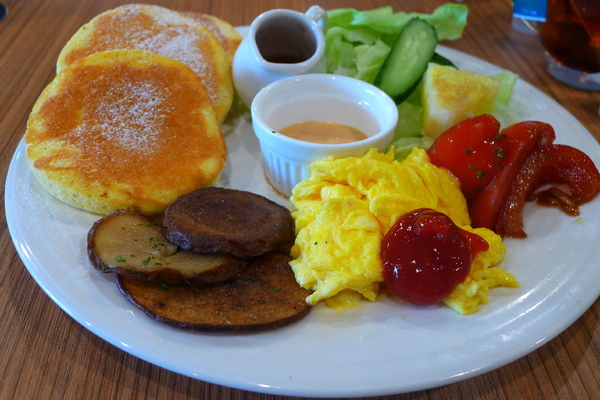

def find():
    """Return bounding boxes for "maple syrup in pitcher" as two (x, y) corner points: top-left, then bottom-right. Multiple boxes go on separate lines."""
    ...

(255, 18), (318, 64)
(540, 0), (600, 73)
(231, 6), (327, 106)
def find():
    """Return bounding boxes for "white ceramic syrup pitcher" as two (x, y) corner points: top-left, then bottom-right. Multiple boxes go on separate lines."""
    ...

(232, 6), (328, 108)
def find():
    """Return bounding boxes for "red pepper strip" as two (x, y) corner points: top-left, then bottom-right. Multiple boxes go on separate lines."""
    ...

(533, 144), (600, 204)
(468, 121), (556, 231)
(497, 144), (600, 237)
(494, 147), (546, 238)
(426, 114), (504, 200)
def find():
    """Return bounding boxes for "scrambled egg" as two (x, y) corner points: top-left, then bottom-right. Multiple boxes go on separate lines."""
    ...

(289, 148), (519, 314)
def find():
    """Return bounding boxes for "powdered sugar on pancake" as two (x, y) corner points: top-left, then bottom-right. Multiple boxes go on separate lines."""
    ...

(139, 29), (210, 90)
(75, 81), (169, 155)
(95, 5), (219, 112)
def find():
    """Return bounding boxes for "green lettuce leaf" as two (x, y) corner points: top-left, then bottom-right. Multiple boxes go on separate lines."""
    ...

(491, 69), (519, 106)
(327, 4), (468, 39)
(390, 136), (435, 161)
(325, 4), (469, 80)
(386, 82), (432, 159)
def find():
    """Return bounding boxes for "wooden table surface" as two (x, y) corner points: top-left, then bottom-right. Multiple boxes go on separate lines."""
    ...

(1, 0), (598, 399)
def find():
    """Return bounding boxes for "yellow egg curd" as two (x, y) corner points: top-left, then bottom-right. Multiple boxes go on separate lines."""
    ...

(289, 148), (519, 314)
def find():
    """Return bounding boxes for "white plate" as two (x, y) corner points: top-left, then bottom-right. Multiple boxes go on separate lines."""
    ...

(5, 45), (600, 398)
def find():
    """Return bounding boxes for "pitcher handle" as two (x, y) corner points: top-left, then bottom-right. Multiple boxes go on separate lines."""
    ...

(305, 5), (327, 31)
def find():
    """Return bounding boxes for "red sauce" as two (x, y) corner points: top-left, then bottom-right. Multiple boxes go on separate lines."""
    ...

(381, 208), (489, 305)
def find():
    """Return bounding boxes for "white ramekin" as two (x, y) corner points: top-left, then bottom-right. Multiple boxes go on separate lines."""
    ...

(251, 73), (398, 197)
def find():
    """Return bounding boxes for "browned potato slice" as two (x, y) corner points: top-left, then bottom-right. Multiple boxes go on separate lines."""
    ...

(163, 187), (295, 258)
(88, 211), (246, 285)
(116, 252), (312, 332)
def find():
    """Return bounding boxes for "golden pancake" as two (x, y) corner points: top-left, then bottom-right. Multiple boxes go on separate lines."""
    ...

(179, 12), (242, 64)
(57, 4), (233, 121)
(25, 49), (226, 216)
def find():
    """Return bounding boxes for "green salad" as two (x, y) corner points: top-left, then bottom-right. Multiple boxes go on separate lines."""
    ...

(325, 4), (468, 83)
(324, 4), (520, 160)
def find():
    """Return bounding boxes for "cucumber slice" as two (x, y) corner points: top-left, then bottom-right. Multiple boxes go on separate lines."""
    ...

(375, 18), (438, 101)
(431, 52), (456, 68)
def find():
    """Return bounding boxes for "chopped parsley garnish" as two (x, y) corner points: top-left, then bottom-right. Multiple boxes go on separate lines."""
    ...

(157, 283), (170, 291)
(494, 147), (506, 159)
(468, 165), (486, 179)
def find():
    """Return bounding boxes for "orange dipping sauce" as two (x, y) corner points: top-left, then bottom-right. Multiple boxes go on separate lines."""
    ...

(279, 121), (368, 144)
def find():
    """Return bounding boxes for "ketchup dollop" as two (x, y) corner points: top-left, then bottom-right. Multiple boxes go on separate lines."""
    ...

(381, 208), (489, 305)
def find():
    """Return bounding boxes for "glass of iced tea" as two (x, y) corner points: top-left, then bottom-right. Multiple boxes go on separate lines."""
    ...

(540, 0), (600, 90)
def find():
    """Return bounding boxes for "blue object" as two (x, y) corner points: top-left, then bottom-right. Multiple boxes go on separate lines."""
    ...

(513, 0), (547, 21)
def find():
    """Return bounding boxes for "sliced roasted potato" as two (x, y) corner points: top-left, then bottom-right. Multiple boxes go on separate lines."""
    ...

(117, 252), (312, 332)
(163, 186), (295, 258)
(88, 211), (246, 285)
